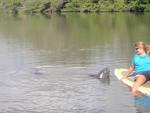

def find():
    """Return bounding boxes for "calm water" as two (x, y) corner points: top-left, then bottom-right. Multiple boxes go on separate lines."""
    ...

(0, 13), (150, 113)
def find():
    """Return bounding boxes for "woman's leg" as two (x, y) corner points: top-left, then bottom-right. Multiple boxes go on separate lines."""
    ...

(132, 75), (146, 96)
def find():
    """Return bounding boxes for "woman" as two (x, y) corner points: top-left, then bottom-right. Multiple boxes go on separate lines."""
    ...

(122, 41), (150, 96)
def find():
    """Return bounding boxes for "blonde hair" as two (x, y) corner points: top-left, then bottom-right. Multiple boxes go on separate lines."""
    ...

(146, 45), (150, 56)
(134, 41), (146, 51)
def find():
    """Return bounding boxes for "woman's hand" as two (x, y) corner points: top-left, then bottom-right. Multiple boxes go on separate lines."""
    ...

(121, 66), (134, 80)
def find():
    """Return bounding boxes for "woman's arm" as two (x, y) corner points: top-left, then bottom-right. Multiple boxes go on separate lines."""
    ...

(122, 66), (134, 79)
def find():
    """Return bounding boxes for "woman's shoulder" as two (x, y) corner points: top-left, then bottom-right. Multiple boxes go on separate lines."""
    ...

(133, 54), (139, 58)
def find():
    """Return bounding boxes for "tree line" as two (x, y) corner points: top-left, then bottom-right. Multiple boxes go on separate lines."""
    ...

(0, 0), (150, 15)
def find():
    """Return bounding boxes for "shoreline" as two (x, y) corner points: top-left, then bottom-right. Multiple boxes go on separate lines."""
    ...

(0, 0), (150, 15)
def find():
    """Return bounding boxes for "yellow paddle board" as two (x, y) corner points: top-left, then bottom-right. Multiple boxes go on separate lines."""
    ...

(114, 68), (150, 96)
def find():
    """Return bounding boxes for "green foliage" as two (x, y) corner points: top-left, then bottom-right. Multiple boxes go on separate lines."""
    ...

(0, 0), (150, 14)
(65, 0), (150, 12)
(113, 0), (125, 11)
(139, 0), (150, 4)
(64, 2), (80, 12)
(63, 0), (100, 12)
(23, 0), (50, 14)
(145, 4), (150, 11)
(99, 1), (114, 11)
(80, 2), (100, 12)
(126, 0), (144, 11)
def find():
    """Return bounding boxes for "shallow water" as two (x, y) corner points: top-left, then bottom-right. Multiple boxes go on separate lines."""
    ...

(0, 13), (150, 113)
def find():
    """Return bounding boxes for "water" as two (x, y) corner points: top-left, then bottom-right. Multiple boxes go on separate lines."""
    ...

(0, 12), (150, 113)
(135, 96), (150, 112)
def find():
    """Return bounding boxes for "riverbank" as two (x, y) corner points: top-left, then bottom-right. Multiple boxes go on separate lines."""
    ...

(0, 0), (150, 15)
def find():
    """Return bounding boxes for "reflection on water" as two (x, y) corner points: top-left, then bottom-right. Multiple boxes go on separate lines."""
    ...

(0, 13), (150, 113)
(135, 96), (150, 113)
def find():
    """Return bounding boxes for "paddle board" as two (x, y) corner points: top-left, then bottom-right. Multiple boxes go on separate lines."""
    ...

(114, 68), (150, 96)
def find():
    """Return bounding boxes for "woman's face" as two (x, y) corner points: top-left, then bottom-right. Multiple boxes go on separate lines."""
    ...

(135, 46), (145, 55)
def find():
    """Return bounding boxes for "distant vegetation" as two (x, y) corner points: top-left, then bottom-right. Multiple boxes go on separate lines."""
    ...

(0, 0), (150, 15)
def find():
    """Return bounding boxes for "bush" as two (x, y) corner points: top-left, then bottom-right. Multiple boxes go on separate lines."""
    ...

(127, 1), (145, 12)
(114, 0), (125, 11)
(144, 4), (150, 11)
(99, 1), (114, 11)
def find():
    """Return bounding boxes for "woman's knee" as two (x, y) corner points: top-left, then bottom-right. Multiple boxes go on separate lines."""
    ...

(135, 75), (146, 82)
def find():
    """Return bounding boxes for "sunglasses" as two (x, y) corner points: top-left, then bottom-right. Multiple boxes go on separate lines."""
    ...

(135, 47), (139, 50)
(135, 47), (143, 50)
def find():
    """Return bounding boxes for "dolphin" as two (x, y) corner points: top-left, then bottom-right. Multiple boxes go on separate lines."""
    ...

(89, 67), (110, 79)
